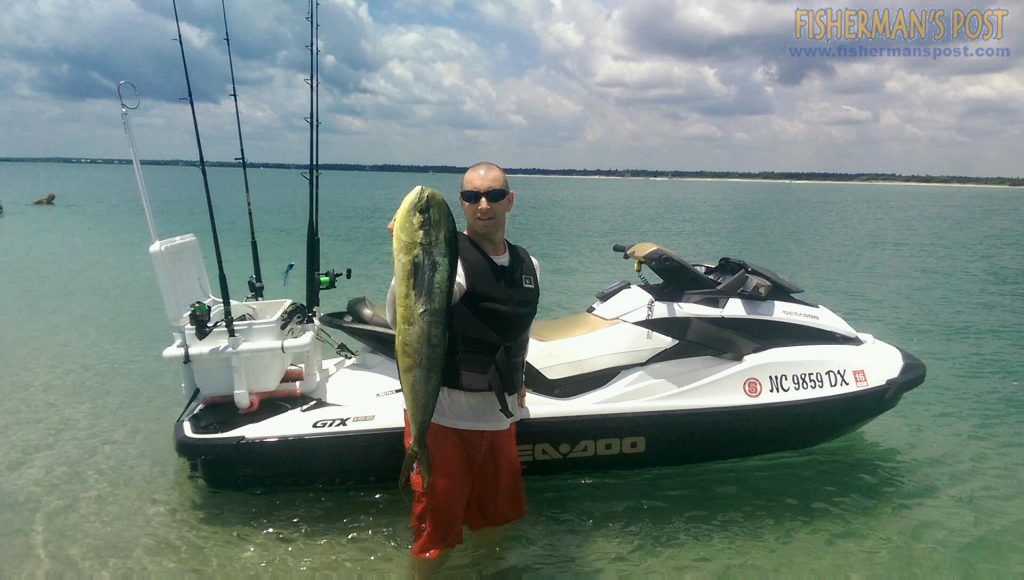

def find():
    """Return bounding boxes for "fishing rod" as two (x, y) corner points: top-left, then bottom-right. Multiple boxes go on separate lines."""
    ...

(172, 0), (236, 338)
(303, 0), (320, 323)
(298, 1), (349, 322)
(314, 0), (321, 239)
(220, 0), (265, 300)
(117, 81), (158, 244)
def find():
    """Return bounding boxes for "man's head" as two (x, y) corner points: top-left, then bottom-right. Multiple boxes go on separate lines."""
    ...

(460, 162), (514, 246)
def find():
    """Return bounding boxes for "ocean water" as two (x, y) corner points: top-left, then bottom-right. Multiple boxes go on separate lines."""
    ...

(0, 161), (1022, 575)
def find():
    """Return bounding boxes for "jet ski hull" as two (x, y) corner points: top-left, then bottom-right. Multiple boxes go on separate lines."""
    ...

(174, 349), (924, 488)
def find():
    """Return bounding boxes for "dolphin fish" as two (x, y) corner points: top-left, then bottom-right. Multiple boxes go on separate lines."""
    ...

(392, 185), (458, 490)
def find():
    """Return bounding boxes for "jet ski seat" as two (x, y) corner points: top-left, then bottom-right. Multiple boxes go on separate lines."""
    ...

(319, 297), (396, 358)
(530, 312), (620, 342)
(344, 296), (390, 328)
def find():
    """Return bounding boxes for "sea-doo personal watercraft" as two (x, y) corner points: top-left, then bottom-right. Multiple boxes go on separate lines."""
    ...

(164, 240), (924, 487)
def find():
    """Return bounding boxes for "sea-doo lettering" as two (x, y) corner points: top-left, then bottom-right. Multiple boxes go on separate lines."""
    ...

(782, 309), (820, 320)
(519, 436), (647, 462)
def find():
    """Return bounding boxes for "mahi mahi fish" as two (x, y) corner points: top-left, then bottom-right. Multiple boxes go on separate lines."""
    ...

(392, 185), (458, 490)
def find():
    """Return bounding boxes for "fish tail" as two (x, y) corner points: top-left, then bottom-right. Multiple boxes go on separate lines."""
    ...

(398, 447), (418, 489)
(398, 445), (431, 490)
(419, 452), (431, 490)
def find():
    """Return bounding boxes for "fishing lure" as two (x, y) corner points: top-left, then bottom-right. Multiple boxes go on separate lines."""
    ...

(282, 262), (296, 286)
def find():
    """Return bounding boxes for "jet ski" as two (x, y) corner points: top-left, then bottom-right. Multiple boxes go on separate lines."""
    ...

(167, 240), (926, 488)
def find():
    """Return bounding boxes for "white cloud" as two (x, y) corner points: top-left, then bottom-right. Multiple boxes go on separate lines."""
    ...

(802, 104), (876, 125)
(0, 0), (1019, 176)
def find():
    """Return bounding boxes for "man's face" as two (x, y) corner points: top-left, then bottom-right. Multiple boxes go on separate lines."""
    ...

(460, 168), (514, 240)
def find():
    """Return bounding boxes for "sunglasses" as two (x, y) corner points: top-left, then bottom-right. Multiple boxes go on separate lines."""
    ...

(459, 188), (510, 204)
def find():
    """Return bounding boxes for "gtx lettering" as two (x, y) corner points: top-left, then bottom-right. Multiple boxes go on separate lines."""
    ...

(768, 370), (849, 393)
(518, 436), (646, 462)
(312, 418), (349, 428)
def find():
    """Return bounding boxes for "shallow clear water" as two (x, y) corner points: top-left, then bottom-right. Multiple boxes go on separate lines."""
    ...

(1, 162), (1021, 574)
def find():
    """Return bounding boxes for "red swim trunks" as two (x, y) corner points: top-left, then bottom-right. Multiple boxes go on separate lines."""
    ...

(404, 415), (526, 559)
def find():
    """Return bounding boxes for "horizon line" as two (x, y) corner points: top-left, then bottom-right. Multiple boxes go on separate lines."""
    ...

(1, 156), (1021, 185)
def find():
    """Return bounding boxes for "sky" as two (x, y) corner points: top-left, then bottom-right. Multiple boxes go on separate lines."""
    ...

(0, 0), (1021, 177)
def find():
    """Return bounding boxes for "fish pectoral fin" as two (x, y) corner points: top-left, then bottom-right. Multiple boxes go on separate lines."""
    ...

(412, 253), (427, 293)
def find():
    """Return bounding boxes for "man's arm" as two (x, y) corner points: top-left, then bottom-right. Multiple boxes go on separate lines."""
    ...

(518, 256), (541, 408)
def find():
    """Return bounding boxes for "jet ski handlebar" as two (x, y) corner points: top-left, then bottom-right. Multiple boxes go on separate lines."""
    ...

(612, 242), (649, 260)
(613, 242), (718, 292)
(611, 242), (674, 264)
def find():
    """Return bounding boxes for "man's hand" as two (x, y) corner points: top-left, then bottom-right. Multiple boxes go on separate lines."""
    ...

(518, 386), (527, 408)
(387, 218), (395, 236)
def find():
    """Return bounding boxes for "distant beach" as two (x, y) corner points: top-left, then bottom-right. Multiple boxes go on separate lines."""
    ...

(1, 157), (1020, 188)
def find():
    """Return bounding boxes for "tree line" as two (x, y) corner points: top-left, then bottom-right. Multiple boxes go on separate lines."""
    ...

(2, 157), (1020, 187)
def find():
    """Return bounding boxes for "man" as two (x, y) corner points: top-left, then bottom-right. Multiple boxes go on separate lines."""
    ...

(387, 162), (540, 561)
(32, 192), (55, 205)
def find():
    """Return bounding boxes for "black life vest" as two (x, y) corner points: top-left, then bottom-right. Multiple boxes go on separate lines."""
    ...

(443, 233), (540, 418)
